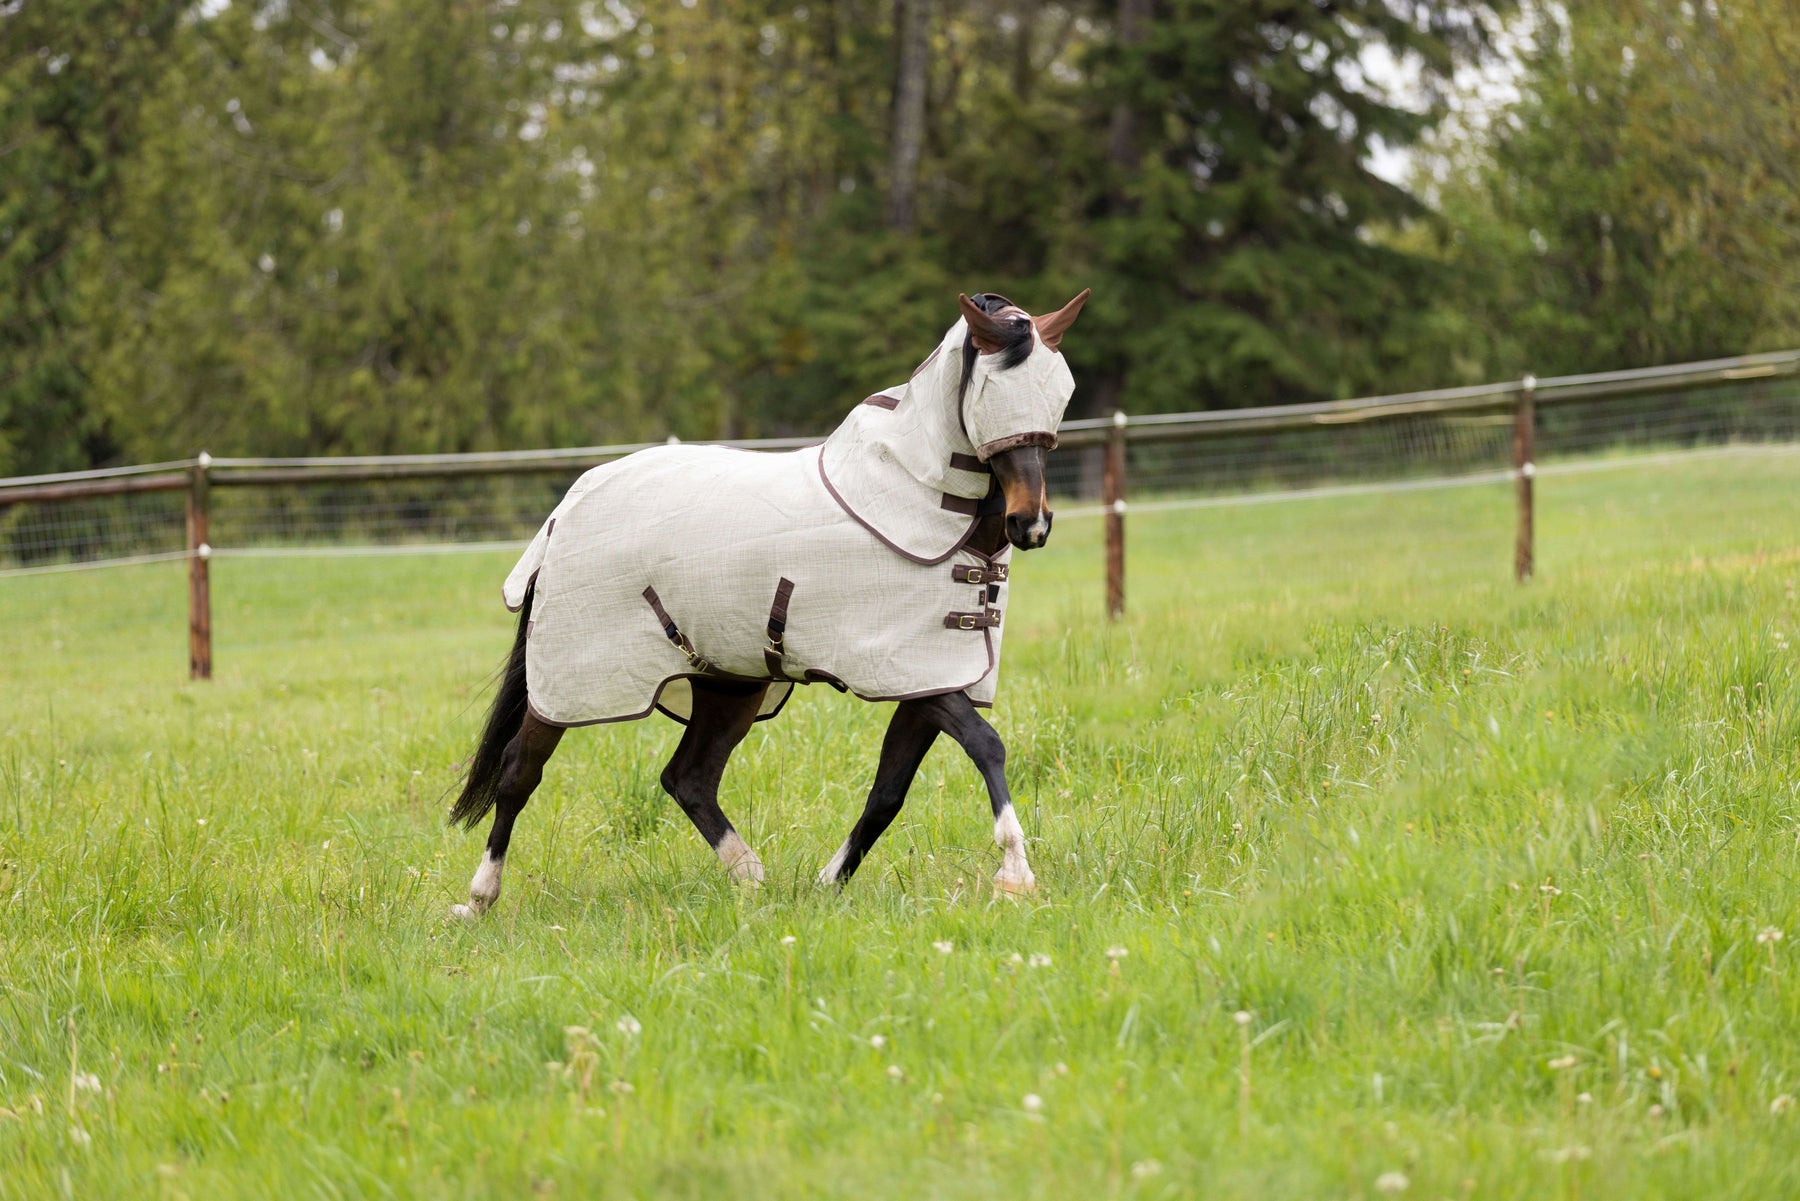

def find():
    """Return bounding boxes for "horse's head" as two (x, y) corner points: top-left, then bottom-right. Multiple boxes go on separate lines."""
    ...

(957, 289), (1090, 551)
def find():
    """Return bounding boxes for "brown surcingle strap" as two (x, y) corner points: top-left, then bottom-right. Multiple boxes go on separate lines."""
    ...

(643, 586), (714, 674)
(944, 609), (1002, 631)
(951, 563), (1007, 585)
(764, 577), (796, 680)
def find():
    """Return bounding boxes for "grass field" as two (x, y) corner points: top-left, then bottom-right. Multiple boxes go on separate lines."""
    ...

(3, 451), (1800, 1198)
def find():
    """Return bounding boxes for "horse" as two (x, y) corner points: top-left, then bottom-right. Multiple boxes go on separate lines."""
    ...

(446, 289), (1088, 918)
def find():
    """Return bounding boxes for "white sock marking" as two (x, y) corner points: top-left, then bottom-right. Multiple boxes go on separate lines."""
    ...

(716, 830), (764, 886)
(451, 849), (504, 920)
(818, 838), (853, 886)
(993, 806), (1035, 891)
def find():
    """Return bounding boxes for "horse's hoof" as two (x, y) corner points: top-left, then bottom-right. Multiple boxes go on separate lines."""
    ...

(449, 902), (482, 922)
(993, 874), (1037, 897)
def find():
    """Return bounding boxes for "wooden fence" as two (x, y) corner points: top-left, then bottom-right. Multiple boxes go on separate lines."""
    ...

(3, 348), (1797, 679)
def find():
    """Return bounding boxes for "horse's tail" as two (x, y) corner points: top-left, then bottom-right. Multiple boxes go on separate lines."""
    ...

(449, 581), (534, 830)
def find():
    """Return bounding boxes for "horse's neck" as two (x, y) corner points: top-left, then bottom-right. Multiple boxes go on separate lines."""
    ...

(967, 501), (1007, 558)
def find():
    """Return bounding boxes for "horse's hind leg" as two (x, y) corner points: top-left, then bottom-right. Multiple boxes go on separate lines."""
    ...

(452, 712), (564, 920)
(660, 680), (769, 885)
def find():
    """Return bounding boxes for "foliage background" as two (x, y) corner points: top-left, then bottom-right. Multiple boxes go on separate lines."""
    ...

(1, 0), (1795, 475)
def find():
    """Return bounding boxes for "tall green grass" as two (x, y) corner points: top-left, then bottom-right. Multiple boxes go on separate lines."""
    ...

(2, 454), (1798, 1197)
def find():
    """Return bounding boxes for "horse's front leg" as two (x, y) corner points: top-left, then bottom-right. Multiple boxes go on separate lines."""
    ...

(818, 701), (940, 886)
(920, 692), (1036, 894)
(822, 693), (1034, 893)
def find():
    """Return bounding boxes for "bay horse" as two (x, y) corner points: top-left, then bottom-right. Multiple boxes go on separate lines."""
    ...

(447, 290), (1088, 917)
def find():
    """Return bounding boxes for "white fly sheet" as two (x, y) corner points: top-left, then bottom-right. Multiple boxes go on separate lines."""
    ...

(502, 315), (1076, 726)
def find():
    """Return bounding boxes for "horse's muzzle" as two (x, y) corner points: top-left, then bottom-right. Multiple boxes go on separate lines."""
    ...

(1007, 509), (1053, 551)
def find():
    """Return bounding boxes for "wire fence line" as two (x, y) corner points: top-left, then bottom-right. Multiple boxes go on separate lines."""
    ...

(2, 347), (1798, 673)
(5, 348), (1797, 576)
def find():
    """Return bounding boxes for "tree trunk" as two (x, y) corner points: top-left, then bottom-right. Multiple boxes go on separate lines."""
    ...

(887, 0), (929, 232)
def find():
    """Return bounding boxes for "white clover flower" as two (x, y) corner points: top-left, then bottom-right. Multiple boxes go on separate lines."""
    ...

(869, 1034), (886, 1049)
(616, 1015), (641, 1037)
(887, 1065), (904, 1080)
(69, 1126), (92, 1148)
(1547, 1055), (1578, 1070)
(72, 1072), (101, 1093)
(1374, 1171), (1409, 1193)
(932, 940), (954, 954)
(1758, 926), (1784, 945)
(1021, 1093), (1043, 1113)
(1028, 953), (1052, 969)
(1008, 952), (1025, 965)
(1130, 1160), (1162, 1179)
(1772, 1094), (1795, 1115)
(1233, 1010), (1253, 1027)
(1105, 946), (1129, 960)
(779, 935), (797, 946)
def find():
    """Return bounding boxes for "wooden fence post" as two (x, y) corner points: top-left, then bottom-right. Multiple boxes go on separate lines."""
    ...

(1103, 408), (1127, 619)
(187, 452), (213, 680)
(1513, 376), (1536, 582)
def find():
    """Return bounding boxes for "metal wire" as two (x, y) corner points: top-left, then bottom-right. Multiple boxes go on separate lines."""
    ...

(1, 367), (1796, 575)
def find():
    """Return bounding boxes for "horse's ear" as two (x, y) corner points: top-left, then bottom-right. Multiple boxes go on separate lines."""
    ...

(1033, 288), (1091, 352)
(959, 293), (1011, 354)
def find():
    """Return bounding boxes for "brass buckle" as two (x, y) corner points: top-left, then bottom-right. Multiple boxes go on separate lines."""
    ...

(966, 568), (986, 585)
(957, 614), (978, 631)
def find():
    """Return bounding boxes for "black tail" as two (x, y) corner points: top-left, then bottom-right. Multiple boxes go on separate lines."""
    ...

(449, 582), (534, 829)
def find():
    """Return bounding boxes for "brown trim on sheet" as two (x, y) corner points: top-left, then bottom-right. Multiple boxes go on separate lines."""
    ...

(503, 567), (540, 613)
(862, 393), (901, 410)
(975, 430), (1058, 459)
(815, 450), (978, 566)
(529, 677), (794, 729)
(911, 344), (942, 378)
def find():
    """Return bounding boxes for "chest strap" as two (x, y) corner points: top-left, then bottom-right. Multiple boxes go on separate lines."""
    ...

(951, 563), (1007, 585)
(944, 609), (1003, 631)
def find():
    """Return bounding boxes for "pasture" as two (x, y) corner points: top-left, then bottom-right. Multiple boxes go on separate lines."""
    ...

(2, 452), (1799, 1198)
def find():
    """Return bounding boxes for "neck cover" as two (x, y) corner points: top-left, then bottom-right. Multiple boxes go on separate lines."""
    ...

(818, 318), (1076, 563)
